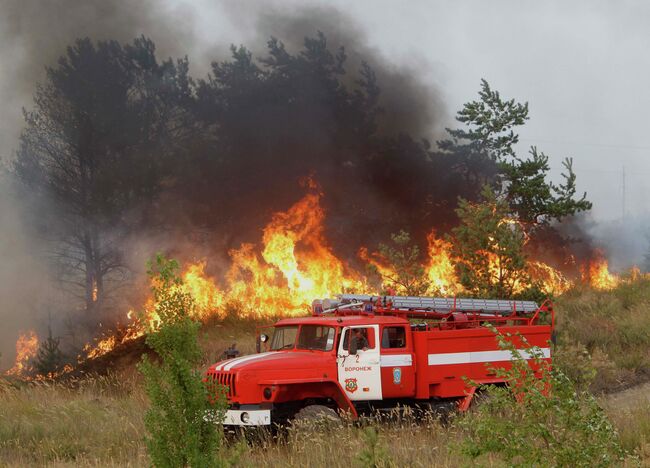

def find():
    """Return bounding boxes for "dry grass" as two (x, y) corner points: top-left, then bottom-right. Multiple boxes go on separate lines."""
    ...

(4, 282), (650, 466)
(556, 279), (650, 393)
(237, 419), (474, 467)
(0, 375), (147, 466)
(0, 379), (483, 467)
(2, 375), (650, 466)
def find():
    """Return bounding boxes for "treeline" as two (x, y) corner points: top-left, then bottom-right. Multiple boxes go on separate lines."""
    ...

(11, 33), (590, 324)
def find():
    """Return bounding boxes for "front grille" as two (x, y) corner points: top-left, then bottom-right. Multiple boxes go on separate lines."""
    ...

(208, 371), (236, 398)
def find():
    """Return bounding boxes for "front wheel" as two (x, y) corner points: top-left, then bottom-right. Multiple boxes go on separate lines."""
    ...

(293, 404), (341, 427)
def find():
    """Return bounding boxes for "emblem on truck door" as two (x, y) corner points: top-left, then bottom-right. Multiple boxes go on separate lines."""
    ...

(344, 377), (358, 393)
(393, 367), (402, 385)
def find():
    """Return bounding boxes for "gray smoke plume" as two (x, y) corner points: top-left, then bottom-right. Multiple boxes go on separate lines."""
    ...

(0, 173), (48, 368)
(0, 0), (195, 367)
(217, 3), (446, 137)
(0, 0), (197, 159)
(0, 1), (447, 368)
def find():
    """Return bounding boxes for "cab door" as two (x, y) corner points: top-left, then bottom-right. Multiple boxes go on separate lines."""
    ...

(379, 325), (416, 398)
(337, 325), (382, 400)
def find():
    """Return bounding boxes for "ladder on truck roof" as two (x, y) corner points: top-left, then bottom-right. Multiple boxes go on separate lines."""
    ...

(311, 294), (551, 323)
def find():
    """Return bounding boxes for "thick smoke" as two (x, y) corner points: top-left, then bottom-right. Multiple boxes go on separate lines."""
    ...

(0, 0), (196, 159)
(0, 0), (200, 368)
(0, 1), (451, 367)
(0, 174), (48, 367)
(253, 6), (446, 137)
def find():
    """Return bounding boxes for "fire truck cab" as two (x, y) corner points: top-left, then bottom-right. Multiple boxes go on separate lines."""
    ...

(206, 295), (553, 426)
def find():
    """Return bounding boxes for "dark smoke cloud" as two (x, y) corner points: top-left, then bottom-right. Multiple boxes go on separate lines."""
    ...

(182, 3), (451, 258)
(0, 0), (450, 367)
(252, 5), (446, 137)
(0, 0), (196, 158)
(0, 0), (198, 367)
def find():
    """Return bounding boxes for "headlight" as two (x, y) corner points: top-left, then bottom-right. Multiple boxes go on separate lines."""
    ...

(260, 333), (269, 343)
(263, 387), (272, 399)
(240, 412), (250, 424)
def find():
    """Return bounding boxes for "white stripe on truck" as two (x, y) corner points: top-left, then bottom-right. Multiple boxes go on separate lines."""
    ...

(428, 347), (551, 366)
(222, 352), (275, 371)
(380, 354), (413, 367)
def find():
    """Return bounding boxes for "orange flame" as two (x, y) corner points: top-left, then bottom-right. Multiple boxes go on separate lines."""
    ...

(582, 257), (620, 290)
(529, 261), (573, 295)
(424, 231), (463, 295)
(82, 189), (368, 359)
(78, 187), (596, 360)
(5, 330), (39, 377)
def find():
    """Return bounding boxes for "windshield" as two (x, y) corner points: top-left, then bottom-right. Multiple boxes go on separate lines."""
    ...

(297, 325), (336, 351)
(270, 325), (336, 351)
(270, 326), (298, 350)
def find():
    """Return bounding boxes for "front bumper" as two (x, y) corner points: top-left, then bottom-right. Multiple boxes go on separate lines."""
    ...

(222, 408), (271, 426)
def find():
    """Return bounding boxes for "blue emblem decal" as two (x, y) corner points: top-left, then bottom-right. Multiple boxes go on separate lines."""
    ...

(393, 367), (402, 385)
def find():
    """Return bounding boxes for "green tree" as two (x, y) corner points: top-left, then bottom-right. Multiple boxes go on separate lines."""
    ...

(367, 230), (431, 296)
(138, 254), (227, 467)
(14, 37), (193, 316)
(458, 325), (625, 467)
(440, 79), (591, 227)
(34, 326), (65, 377)
(450, 186), (533, 298)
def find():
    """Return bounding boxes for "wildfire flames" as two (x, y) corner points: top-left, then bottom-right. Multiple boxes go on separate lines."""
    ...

(582, 256), (620, 291)
(3, 187), (629, 375)
(79, 187), (628, 361)
(425, 232), (463, 295)
(5, 330), (39, 377)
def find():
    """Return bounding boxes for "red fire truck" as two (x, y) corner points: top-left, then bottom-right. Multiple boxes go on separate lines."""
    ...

(206, 294), (554, 426)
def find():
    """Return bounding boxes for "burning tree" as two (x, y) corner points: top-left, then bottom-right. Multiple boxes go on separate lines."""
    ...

(13, 37), (193, 317)
(365, 230), (431, 296)
(451, 186), (536, 299)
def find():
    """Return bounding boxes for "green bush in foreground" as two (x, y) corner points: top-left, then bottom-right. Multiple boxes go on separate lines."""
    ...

(138, 254), (227, 467)
(457, 325), (625, 467)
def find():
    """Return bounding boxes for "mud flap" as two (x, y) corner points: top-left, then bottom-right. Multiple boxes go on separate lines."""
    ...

(457, 386), (477, 412)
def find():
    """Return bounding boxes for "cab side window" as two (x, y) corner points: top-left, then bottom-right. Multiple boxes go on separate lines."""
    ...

(342, 327), (376, 351)
(381, 326), (406, 349)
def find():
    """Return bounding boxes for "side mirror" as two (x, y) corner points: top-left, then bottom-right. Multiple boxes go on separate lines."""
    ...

(257, 333), (270, 353)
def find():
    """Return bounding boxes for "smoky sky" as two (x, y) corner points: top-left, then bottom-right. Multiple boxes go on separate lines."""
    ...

(0, 0), (447, 364)
(1, 0), (649, 365)
(0, 0), (197, 159)
(252, 6), (445, 137)
(3, 0), (650, 220)
(206, 0), (650, 264)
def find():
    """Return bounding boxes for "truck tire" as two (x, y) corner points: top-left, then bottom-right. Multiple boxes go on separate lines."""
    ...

(293, 405), (341, 426)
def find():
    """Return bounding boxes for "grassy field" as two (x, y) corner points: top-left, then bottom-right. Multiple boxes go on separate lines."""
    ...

(1, 377), (648, 467)
(556, 278), (650, 393)
(3, 281), (650, 466)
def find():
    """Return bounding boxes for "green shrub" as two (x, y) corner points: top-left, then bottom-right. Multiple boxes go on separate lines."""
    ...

(457, 325), (625, 467)
(138, 254), (227, 467)
(357, 426), (393, 467)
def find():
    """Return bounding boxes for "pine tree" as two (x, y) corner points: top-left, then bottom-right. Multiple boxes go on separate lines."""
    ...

(440, 79), (591, 227)
(34, 326), (64, 377)
(450, 186), (539, 299)
(367, 230), (431, 296)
